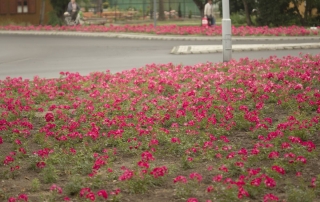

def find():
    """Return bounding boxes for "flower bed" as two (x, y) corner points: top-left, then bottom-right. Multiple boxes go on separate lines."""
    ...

(0, 24), (319, 36)
(0, 54), (320, 202)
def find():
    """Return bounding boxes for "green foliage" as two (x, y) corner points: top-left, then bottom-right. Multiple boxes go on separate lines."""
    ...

(31, 178), (41, 192)
(49, 0), (69, 17)
(41, 164), (59, 184)
(256, 0), (296, 26)
(65, 175), (84, 196)
(286, 187), (316, 202)
(47, 11), (64, 26)
(230, 13), (247, 26)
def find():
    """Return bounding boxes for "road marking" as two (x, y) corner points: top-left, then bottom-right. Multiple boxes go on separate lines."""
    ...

(171, 43), (320, 54)
(0, 57), (33, 65)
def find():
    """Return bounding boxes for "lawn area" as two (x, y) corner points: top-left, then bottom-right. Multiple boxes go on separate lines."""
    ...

(0, 54), (319, 202)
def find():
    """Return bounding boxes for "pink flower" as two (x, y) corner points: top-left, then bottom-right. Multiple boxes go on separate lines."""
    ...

(213, 174), (223, 182)
(8, 197), (16, 202)
(310, 177), (317, 188)
(118, 169), (134, 181)
(271, 165), (286, 175)
(268, 151), (279, 159)
(251, 177), (262, 186)
(189, 172), (203, 183)
(171, 137), (181, 144)
(17, 194), (28, 201)
(238, 186), (249, 199)
(296, 156), (307, 164)
(206, 185), (214, 192)
(264, 176), (276, 188)
(263, 193), (279, 202)
(36, 161), (46, 169)
(0, 136), (3, 144)
(97, 189), (108, 199)
(14, 139), (21, 145)
(173, 175), (187, 183)
(63, 197), (70, 201)
(141, 151), (155, 162)
(86, 192), (95, 201)
(79, 187), (91, 197)
(150, 166), (168, 178)
(187, 198), (198, 202)
(50, 184), (63, 194)
(219, 165), (228, 172)
(45, 112), (54, 122)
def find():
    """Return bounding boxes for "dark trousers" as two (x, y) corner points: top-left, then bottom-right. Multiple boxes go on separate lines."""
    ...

(71, 11), (78, 21)
(207, 16), (215, 26)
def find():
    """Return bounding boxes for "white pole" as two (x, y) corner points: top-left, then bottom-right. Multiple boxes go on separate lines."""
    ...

(153, 0), (157, 27)
(222, 0), (232, 62)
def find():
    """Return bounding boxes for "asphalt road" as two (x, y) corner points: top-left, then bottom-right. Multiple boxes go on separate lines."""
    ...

(0, 34), (319, 80)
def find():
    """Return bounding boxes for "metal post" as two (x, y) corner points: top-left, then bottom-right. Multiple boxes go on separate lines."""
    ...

(153, 0), (157, 27)
(222, 0), (232, 62)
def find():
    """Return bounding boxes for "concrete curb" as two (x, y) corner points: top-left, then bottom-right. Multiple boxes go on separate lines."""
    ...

(0, 30), (320, 41)
(171, 43), (320, 54)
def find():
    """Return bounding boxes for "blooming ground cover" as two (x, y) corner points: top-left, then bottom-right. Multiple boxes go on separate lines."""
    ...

(0, 24), (319, 36)
(0, 54), (320, 202)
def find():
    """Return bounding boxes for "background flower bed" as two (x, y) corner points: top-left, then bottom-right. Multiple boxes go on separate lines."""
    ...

(0, 54), (320, 202)
(0, 24), (319, 36)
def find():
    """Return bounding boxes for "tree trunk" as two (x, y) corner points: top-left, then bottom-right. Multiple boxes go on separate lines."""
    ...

(39, 0), (46, 25)
(292, 0), (305, 25)
(242, 0), (253, 26)
(158, 0), (165, 20)
(192, 0), (205, 17)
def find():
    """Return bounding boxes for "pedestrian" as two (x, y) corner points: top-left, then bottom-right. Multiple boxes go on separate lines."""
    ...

(68, 0), (80, 21)
(204, 0), (215, 27)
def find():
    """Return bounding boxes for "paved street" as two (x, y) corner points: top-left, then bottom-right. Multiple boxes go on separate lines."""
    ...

(0, 34), (319, 80)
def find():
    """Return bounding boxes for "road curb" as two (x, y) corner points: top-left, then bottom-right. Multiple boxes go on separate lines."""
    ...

(171, 43), (320, 54)
(0, 30), (319, 41)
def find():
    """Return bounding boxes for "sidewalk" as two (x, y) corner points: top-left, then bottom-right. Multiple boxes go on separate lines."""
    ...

(1, 30), (319, 54)
(1, 30), (319, 41)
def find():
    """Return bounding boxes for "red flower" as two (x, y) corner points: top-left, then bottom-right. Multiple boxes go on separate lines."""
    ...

(17, 194), (28, 201)
(271, 165), (286, 175)
(263, 193), (279, 202)
(63, 197), (70, 201)
(45, 112), (54, 122)
(150, 166), (168, 178)
(310, 177), (317, 188)
(0, 136), (3, 144)
(213, 174), (223, 182)
(3, 155), (14, 165)
(251, 177), (262, 186)
(141, 151), (155, 162)
(50, 184), (63, 194)
(79, 188), (91, 197)
(189, 172), (203, 183)
(187, 198), (199, 202)
(171, 137), (181, 144)
(219, 165), (228, 173)
(173, 175), (187, 183)
(264, 176), (276, 188)
(206, 185), (214, 192)
(97, 189), (108, 199)
(14, 139), (21, 145)
(118, 169), (134, 181)
(268, 151), (279, 159)
(36, 161), (46, 169)
(86, 192), (95, 201)
(238, 186), (249, 199)
(8, 197), (16, 202)
(296, 156), (307, 164)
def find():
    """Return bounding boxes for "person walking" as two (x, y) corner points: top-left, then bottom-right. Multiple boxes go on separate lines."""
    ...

(204, 0), (215, 26)
(68, 0), (80, 21)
